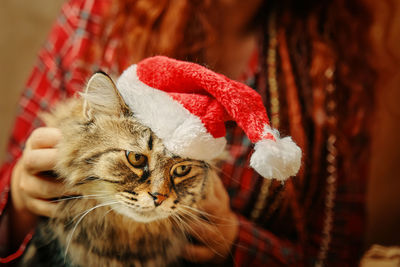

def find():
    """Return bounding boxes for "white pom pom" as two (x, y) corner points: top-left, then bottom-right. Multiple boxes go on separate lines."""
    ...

(250, 136), (302, 181)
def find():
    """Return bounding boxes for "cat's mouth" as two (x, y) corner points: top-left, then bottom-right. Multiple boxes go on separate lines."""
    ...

(115, 201), (171, 223)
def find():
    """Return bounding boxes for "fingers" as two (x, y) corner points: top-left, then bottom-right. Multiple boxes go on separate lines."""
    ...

(23, 148), (58, 174)
(212, 176), (229, 202)
(10, 127), (65, 222)
(211, 176), (230, 208)
(198, 178), (229, 216)
(183, 245), (215, 263)
(19, 173), (65, 199)
(183, 177), (239, 264)
(23, 127), (62, 174)
(27, 127), (62, 149)
(189, 219), (223, 245)
(183, 220), (237, 264)
(24, 197), (58, 217)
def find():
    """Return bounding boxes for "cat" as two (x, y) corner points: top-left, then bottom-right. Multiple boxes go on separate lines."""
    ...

(21, 71), (220, 267)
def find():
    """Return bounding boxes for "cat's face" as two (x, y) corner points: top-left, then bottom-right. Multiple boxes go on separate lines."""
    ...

(55, 73), (212, 223)
(73, 119), (209, 223)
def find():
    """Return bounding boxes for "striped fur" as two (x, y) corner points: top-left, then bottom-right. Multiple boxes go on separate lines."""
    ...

(22, 75), (219, 266)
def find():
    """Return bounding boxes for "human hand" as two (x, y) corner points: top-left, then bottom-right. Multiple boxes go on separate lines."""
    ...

(182, 176), (239, 264)
(10, 127), (64, 238)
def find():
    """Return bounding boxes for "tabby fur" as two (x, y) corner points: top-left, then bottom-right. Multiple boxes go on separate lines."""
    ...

(21, 73), (219, 267)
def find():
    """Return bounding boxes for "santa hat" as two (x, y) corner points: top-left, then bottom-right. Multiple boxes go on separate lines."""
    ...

(116, 56), (301, 181)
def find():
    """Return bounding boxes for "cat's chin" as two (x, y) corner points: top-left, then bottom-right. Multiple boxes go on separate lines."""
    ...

(114, 204), (170, 223)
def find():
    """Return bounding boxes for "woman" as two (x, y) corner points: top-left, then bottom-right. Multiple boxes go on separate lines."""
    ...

(0, 0), (378, 265)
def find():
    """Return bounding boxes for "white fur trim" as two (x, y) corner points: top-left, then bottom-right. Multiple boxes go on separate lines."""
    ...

(116, 65), (226, 160)
(261, 125), (279, 140)
(250, 132), (302, 181)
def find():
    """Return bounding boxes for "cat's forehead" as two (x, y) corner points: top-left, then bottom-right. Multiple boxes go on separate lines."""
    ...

(123, 117), (171, 154)
(92, 114), (174, 157)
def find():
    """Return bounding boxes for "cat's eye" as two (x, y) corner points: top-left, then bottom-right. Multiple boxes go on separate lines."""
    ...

(126, 151), (147, 168)
(173, 165), (191, 177)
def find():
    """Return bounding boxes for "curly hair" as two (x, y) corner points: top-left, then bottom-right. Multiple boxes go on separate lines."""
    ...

(101, 0), (376, 108)
(100, 0), (216, 70)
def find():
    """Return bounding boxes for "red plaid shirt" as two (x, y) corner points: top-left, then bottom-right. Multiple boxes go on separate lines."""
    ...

(0, 0), (366, 266)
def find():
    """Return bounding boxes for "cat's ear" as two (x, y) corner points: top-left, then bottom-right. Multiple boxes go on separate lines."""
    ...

(82, 71), (129, 119)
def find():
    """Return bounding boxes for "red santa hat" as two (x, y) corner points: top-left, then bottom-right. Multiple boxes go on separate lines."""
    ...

(116, 56), (301, 181)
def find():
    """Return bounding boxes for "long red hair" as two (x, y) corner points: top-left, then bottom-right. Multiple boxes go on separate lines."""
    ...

(99, 0), (216, 69)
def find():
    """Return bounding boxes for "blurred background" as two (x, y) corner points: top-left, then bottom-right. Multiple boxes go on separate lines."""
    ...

(0, 0), (64, 162)
(0, 0), (399, 257)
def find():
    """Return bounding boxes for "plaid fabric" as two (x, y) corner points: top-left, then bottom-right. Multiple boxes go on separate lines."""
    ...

(0, 0), (366, 266)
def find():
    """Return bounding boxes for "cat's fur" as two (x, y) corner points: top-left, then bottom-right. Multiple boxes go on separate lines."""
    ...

(21, 73), (219, 267)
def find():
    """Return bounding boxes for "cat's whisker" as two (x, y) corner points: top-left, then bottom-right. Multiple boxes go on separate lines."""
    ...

(172, 214), (194, 236)
(64, 201), (119, 259)
(176, 207), (222, 230)
(50, 194), (111, 203)
(101, 207), (115, 220)
(168, 215), (187, 238)
(177, 209), (223, 235)
(176, 208), (234, 250)
(171, 215), (199, 249)
(178, 205), (219, 223)
(179, 205), (212, 218)
(170, 215), (195, 250)
(176, 209), (205, 225)
(175, 213), (204, 238)
(170, 213), (187, 228)
(216, 168), (243, 185)
(179, 208), (238, 238)
(64, 196), (115, 223)
(173, 213), (227, 259)
(180, 205), (237, 226)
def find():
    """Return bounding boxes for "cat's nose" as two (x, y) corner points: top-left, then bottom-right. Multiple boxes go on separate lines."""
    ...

(148, 192), (168, 207)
